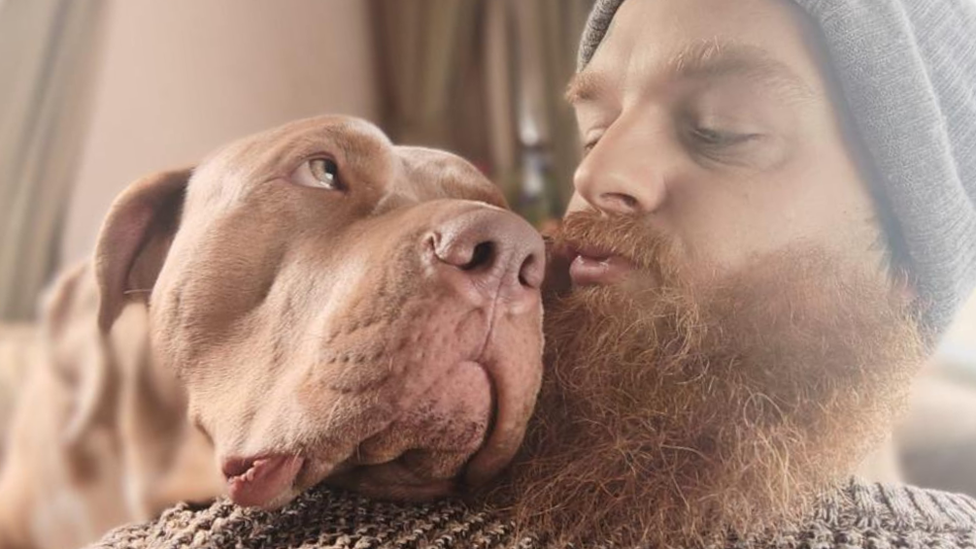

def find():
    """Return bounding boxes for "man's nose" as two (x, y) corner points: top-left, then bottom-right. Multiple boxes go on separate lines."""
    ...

(571, 117), (669, 215)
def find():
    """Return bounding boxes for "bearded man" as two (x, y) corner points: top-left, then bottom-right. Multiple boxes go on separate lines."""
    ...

(92, 0), (976, 547)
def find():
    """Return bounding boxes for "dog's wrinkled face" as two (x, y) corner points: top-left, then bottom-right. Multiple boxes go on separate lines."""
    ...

(95, 116), (544, 509)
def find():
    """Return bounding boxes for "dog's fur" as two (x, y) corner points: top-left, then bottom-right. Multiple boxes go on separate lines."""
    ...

(0, 324), (39, 460)
(0, 264), (225, 549)
(0, 116), (544, 549)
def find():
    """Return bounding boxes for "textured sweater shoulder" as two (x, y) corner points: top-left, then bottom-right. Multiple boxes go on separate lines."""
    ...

(89, 479), (976, 549)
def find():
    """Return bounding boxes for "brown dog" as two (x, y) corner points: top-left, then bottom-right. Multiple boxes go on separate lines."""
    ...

(0, 116), (545, 549)
(0, 324), (39, 460)
(0, 264), (220, 549)
(0, 325), (36, 426)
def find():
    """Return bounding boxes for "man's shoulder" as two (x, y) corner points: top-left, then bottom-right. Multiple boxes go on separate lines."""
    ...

(755, 479), (976, 549)
(89, 480), (976, 549)
(87, 486), (520, 549)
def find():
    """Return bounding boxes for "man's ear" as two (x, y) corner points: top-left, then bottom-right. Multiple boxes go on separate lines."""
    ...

(95, 168), (192, 332)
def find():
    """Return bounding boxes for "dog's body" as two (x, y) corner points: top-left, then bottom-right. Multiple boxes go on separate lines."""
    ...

(0, 116), (544, 549)
(0, 264), (222, 549)
(0, 323), (38, 459)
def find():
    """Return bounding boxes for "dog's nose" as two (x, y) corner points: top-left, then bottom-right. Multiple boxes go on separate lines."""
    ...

(428, 208), (545, 303)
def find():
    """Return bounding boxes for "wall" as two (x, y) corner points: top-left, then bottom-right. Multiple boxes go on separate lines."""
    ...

(61, 0), (378, 265)
(939, 291), (976, 371)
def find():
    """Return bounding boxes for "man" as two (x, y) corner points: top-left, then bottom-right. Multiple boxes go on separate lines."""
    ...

(93, 0), (976, 547)
(483, 0), (976, 546)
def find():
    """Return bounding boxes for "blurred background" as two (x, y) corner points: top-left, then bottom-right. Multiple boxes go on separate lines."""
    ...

(0, 0), (974, 506)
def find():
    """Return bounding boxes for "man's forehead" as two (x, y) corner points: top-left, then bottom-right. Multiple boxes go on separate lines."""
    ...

(568, 0), (827, 105)
(567, 40), (817, 105)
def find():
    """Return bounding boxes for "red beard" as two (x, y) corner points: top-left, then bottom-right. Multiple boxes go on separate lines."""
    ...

(477, 211), (924, 548)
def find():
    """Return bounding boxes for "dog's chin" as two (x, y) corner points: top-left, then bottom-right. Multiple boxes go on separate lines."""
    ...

(325, 471), (461, 502)
(292, 446), (470, 504)
(249, 486), (302, 511)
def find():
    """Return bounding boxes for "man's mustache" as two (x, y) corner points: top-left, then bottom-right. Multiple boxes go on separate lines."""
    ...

(545, 210), (681, 295)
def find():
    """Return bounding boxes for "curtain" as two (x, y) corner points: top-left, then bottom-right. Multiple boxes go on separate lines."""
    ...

(508, 0), (592, 226)
(370, 0), (488, 157)
(0, 0), (106, 321)
(369, 0), (592, 226)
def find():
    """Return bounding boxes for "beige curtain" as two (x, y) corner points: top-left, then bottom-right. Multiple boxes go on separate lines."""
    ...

(369, 0), (592, 226)
(370, 0), (488, 156)
(512, 0), (593, 222)
(0, 0), (106, 321)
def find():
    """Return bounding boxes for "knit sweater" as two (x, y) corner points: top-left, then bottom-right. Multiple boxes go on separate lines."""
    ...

(89, 479), (976, 549)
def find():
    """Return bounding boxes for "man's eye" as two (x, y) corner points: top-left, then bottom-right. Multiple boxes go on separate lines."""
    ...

(581, 134), (603, 156)
(691, 127), (759, 148)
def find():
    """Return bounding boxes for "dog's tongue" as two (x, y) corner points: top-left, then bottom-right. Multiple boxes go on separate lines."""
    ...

(225, 455), (304, 508)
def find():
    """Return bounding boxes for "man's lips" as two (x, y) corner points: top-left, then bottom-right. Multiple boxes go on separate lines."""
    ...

(223, 454), (304, 508)
(567, 246), (635, 286)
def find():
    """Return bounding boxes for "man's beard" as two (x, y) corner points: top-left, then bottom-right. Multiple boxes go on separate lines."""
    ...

(477, 211), (924, 548)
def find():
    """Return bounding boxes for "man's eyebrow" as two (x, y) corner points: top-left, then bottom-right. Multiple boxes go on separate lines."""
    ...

(668, 41), (816, 102)
(565, 71), (609, 105)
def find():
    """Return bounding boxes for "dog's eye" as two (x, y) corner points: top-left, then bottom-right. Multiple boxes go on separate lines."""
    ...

(294, 157), (343, 191)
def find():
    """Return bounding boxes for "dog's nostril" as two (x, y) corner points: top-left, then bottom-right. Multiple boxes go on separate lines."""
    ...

(463, 242), (495, 271)
(431, 233), (497, 272)
(429, 211), (545, 296)
(518, 250), (544, 289)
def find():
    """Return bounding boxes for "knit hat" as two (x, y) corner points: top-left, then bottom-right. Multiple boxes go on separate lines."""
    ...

(578, 0), (976, 337)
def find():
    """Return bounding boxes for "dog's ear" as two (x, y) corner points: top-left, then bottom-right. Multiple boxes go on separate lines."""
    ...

(95, 168), (192, 332)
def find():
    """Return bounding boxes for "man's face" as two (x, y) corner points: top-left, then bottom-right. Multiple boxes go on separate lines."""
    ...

(566, 0), (885, 278)
(480, 1), (924, 547)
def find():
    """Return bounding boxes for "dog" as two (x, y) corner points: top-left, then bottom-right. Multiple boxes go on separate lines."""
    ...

(0, 115), (545, 549)
(0, 323), (38, 460)
(0, 264), (220, 549)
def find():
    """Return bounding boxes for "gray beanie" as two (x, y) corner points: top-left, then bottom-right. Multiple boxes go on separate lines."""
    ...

(578, 0), (976, 337)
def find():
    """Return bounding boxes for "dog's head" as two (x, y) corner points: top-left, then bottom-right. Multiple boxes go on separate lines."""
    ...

(94, 116), (544, 508)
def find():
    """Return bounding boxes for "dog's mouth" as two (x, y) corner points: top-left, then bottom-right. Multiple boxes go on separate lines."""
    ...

(215, 339), (528, 509)
(214, 256), (542, 510)
(223, 454), (305, 508)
